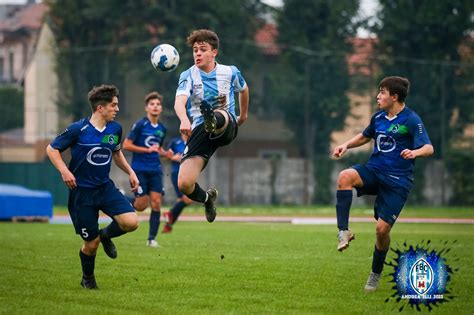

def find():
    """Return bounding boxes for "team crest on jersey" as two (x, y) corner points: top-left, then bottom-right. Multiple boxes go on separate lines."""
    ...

(388, 124), (409, 134)
(101, 135), (119, 145)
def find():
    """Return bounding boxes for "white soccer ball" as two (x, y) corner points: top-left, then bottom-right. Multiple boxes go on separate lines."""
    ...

(150, 43), (180, 72)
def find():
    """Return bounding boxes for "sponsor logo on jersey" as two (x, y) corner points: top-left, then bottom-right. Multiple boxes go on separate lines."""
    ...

(86, 147), (112, 166)
(376, 134), (396, 152)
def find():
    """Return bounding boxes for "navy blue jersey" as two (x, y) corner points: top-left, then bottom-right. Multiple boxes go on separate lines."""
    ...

(363, 106), (431, 176)
(167, 136), (186, 173)
(127, 117), (167, 172)
(50, 118), (122, 188)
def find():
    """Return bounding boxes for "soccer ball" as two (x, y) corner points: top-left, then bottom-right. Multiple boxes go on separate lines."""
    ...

(150, 44), (180, 72)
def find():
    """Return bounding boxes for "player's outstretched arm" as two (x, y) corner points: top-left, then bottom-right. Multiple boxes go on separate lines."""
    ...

(112, 150), (139, 192)
(123, 139), (156, 154)
(237, 86), (249, 126)
(400, 144), (434, 160)
(333, 133), (371, 158)
(174, 95), (191, 136)
(46, 144), (77, 189)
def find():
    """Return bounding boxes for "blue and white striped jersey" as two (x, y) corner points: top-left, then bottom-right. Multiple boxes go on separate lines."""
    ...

(176, 63), (247, 129)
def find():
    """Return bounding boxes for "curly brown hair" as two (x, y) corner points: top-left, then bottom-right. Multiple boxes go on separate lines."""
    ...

(87, 84), (119, 112)
(186, 29), (219, 50)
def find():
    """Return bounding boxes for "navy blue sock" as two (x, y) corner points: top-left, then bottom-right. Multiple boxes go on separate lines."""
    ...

(100, 220), (126, 239)
(170, 201), (187, 223)
(148, 210), (161, 240)
(372, 245), (388, 274)
(336, 190), (353, 230)
(79, 250), (96, 277)
(186, 183), (208, 203)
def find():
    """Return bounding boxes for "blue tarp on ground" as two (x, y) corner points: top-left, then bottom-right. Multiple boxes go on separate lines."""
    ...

(0, 184), (53, 219)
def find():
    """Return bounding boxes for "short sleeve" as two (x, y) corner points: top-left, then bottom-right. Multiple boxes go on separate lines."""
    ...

(231, 66), (247, 92)
(50, 122), (81, 152)
(362, 114), (376, 138)
(176, 69), (192, 97)
(407, 114), (431, 149)
(127, 120), (141, 142)
(114, 126), (122, 152)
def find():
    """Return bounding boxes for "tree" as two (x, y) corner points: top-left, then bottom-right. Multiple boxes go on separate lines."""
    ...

(274, 0), (360, 202)
(371, 0), (474, 204)
(372, 0), (474, 158)
(45, 0), (266, 121)
(0, 86), (23, 132)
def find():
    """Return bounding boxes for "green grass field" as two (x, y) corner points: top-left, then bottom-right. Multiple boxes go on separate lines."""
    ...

(1, 216), (473, 314)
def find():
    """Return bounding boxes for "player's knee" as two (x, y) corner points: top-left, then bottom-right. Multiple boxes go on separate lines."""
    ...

(120, 217), (139, 232)
(178, 178), (193, 194)
(83, 238), (100, 254)
(337, 169), (355, 189)
(376, 223), (391, 238)
(134, 198), (148, 212)
(150, 201), (161, 211)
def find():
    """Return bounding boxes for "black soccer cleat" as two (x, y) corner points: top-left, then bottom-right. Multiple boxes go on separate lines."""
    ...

(80, 275), (98, 289)
(99, 230), (117, 259)
(200, 100), (217, 133)
(204, 188), (218, 223)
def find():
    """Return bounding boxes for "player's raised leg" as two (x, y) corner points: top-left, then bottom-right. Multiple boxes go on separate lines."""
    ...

(335, 168), (362, 251)
(100, 212), (138, 258)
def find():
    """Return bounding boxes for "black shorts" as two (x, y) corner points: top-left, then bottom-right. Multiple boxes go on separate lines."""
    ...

(182, 113), (238, 168)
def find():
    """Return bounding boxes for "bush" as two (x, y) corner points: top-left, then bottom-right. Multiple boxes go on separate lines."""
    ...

(445, 149), (474, 205)
(0, 86), (24, 132)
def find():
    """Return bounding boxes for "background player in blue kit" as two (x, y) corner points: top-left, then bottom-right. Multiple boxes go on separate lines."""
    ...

(162, 134), (192, 233)
(332, 76), (434, 292)
(46, 84), (140, 289)
(123, 91), (172, 248)
(174, 29), (249, 222)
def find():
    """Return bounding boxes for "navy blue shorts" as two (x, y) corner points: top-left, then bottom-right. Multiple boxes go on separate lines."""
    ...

(134, 170), (164, 197)
(171, 171), (183, 198)
(68, 180), (134, 241)
(352, 164), (413, 226)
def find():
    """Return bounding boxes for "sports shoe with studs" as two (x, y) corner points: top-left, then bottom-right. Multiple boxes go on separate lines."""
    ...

(204, 188), (218, 222)
(146, 239), (160, 248)
(99, 230), (117, 259)
(162, 223), (173, 233)
(337, 229), (355, 252)
(200, 100), (217, 133)
(80, 275), (98, 289)
(364, 271), (381, 292)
